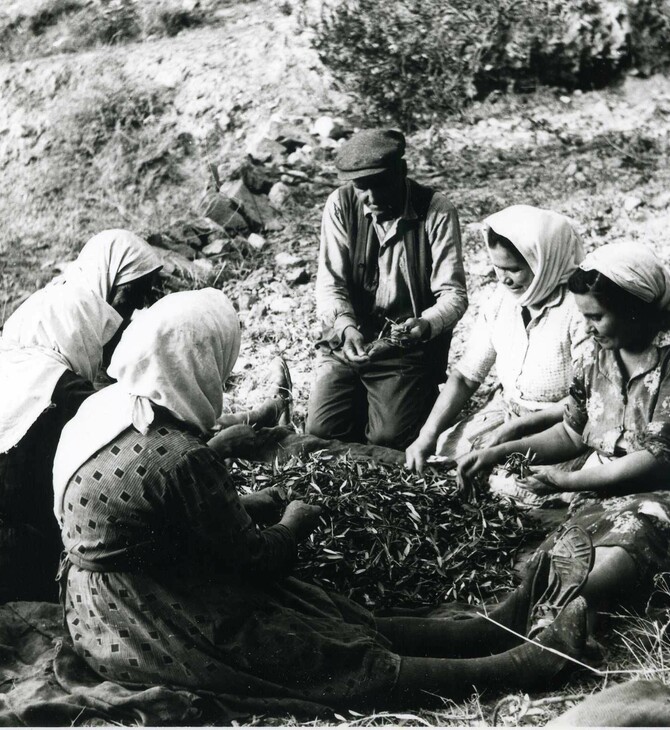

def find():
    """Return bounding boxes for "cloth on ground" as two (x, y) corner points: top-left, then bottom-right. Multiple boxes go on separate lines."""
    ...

(0, 602), (333, 725)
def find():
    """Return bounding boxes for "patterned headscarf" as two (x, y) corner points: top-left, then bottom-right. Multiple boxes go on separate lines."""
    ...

(53, 289), (241, 521)
(483, 205), (584, 307)
(580, 242), (670, 311)
(59, 229), (162, 301)
(0, 284), (122, 454)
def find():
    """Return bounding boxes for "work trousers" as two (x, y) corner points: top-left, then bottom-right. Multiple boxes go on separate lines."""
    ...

(306, 347), (441, 450)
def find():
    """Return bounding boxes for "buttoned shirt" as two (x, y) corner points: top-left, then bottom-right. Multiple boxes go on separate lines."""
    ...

(456, 285), (588, 411)
(315, 181), (467, 342)
(564, 335), (670, 462)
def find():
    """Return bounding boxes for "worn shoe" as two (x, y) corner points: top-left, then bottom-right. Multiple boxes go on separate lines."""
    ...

(516, 596), (588, 689)
(529, 525), (594, 637)
(488, 550), (551, 636)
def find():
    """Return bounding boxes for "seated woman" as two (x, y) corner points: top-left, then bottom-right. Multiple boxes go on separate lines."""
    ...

(406, 205), (586, 474)
(0, 229), (162, 602)
(53, 288), (588, 714)
(458, 242), (670, 615)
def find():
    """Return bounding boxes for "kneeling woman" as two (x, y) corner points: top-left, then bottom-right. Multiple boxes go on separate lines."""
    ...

(0, 229), (161, 601)
(406, 205), (587, 473)
(54, 289), (586, 714)
(459, 242), (670, 610)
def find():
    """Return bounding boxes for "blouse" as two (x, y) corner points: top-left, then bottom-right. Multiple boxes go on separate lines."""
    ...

(61, 412), (296, 577)
(456, 284), (588, 411)
(563, 336), (670, 462)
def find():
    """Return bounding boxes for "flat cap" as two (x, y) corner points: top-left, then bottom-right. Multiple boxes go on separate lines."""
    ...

(335, 129), (406, 180)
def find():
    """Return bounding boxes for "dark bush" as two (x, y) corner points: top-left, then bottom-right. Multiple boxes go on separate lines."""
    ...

(304, 0), (670, 128)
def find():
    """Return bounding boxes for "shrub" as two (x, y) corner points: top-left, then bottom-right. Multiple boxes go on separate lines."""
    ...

(304, 0), (670, 128)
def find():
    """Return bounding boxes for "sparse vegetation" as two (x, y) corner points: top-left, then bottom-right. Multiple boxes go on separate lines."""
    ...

(0, 0), (224, 62)
(303, 0), (670, 127)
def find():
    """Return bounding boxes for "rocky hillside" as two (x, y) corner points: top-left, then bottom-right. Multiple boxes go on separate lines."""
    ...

(1, 0), (670, 423)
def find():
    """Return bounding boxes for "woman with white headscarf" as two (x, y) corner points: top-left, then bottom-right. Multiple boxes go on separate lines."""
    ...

(54, 288), (588, 714)
(0, 228), (161, 601)
(406, 205), (587, 473)
(458, 242), (670, 619)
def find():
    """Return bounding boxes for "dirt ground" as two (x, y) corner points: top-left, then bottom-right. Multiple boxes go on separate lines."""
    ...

(2, 0), (670, 723)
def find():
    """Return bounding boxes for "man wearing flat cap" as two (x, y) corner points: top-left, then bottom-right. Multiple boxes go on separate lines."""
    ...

(306, 128), (468, 449)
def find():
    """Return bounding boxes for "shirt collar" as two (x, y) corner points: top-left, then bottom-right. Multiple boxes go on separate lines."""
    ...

(519, 285), (566, 321)
(598, 343), (660, 386)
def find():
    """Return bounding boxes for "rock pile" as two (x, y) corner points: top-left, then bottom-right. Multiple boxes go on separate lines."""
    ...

(148, 113), (351, 288)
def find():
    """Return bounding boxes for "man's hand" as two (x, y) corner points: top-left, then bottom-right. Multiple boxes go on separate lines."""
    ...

(405, 435), (435, 475)
(342, 326), (370, 363)
(394, 317), (430, 345)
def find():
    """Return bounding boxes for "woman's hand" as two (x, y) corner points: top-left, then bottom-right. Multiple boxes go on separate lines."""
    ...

(456, 448), (499, 496)
(281, 500), (323, 540)
(405, 436), (435, 475)
(207, 424), (257, 459)
(242, 486), (287, 524)
(517, 466), (571, 495)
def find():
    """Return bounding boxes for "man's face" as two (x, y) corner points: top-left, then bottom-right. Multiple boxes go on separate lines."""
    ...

(352, 168), (405, 220)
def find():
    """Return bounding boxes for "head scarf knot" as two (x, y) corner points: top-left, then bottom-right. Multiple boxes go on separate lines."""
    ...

(579, 242), (670, 311)
(483, 205), (584, 307)
(53, 289), (241, 522)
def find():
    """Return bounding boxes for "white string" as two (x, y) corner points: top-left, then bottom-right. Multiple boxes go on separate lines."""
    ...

(476, 612), (668, 676)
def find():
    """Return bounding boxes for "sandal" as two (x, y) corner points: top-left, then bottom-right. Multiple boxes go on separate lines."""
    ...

(529, 524), (594, 637)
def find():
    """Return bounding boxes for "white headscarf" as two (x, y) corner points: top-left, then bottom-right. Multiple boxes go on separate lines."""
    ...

(483, 205), (585, 307)
(59, 229), (162, 301)
(580, 242), (670, 311)
(0, 284), (122, 454)
(53, 288), (241, 522)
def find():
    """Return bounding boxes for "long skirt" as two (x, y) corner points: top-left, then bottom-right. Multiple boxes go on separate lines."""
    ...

(64, 564), (400, 711)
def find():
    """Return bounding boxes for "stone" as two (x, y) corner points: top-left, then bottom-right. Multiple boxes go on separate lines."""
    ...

(267, 120), (312, 152)
(201, 191), (249, 232)
(247, 233), (267, 251)
(268, 181), (291, 208)
(650, 191), (670, 210)
(148, 233), (198, 260)
(202, 239), (226, 256)
(230, 160), (275, 194)
(624, 195), (643, 212)
(275, 252), (303, 267)
(247, 136), (286, 165)
(269, 297), (293, 313)
(310, 115), (350, 140)
(286, 267), (310, 286)
(219, 179), (283, 232)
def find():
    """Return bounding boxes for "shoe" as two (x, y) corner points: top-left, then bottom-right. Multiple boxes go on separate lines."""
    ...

(529, 525), (594, 637)
(521, 596), (588, 687)
(267, 356), (292, 426)
(488, 550), (551, 636)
